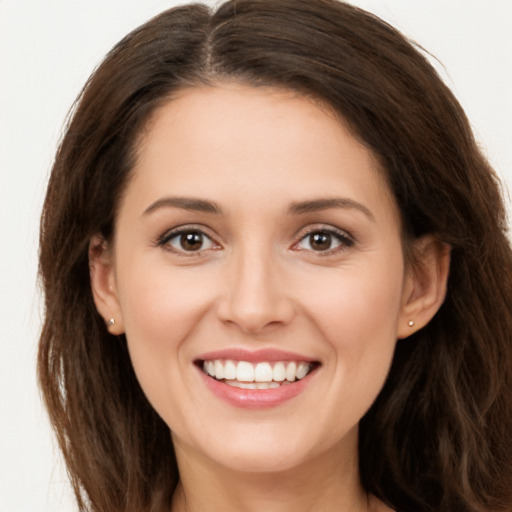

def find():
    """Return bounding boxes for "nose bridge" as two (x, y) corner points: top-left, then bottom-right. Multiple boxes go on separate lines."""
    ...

(218, 236), (293, 332)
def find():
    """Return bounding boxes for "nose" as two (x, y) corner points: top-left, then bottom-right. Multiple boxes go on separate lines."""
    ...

(216, 246), (295, 334)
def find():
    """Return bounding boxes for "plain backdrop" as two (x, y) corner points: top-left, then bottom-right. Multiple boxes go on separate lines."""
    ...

(1, 1), (511, 511)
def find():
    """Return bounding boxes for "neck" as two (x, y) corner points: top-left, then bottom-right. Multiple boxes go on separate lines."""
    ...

(171, 432), (374, 512)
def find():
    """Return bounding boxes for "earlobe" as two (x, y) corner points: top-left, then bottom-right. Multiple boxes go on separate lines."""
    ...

(397, 236), (451, 339)
(89, 235), (124, 334)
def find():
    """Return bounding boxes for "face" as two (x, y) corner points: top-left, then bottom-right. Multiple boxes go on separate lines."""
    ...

(99, 84), (414, 474)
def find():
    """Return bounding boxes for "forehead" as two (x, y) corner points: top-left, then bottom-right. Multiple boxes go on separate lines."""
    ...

(124, 83), (397, 220)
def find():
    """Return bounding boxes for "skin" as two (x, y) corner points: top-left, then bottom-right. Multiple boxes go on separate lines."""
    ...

(90, 83), (450, 512)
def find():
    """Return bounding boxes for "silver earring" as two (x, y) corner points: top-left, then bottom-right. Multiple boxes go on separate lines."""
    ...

(408, 320), (415, 327)
(108, 318), (115, 326)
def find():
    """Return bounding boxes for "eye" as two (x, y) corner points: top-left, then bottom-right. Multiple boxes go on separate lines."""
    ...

(158, 228), (218, 254)
(294, 228), (354, 253)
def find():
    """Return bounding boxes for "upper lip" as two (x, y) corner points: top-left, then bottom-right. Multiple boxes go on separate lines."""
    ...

(195, 348), (318, 363)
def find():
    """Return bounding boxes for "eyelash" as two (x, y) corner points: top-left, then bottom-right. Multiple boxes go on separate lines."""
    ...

(292, 226), (355, 255)
(155, 225), (354, 256)
(155, 225), (220, 256)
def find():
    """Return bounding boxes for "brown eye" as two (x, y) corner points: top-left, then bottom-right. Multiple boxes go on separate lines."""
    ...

(180, 232), (204, 251)
(295, 228), (353, 253)
(163, 230), (216, 253)
(309, 232), (332, 251)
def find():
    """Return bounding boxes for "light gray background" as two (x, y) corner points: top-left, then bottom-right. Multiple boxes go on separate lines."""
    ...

(1, 1), (511, 511)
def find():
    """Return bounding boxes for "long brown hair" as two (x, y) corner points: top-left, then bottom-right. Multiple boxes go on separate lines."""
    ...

(38, 1), (512, 511)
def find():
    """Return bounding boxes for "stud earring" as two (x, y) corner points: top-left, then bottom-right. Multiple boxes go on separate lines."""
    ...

(108, 318), (115, 327)
(408, 320), (415, 327)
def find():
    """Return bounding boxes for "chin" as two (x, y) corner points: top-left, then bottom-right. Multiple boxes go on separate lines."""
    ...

(206, 444), (310, 474)
(176, 421), (353, 476)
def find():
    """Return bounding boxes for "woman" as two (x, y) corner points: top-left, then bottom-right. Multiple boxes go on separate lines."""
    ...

(37, 0), (512, 511)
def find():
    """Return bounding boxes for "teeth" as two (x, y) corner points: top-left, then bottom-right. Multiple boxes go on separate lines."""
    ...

(214, 360), (224, 380)
(225, 381), (281, 389)
(202, 359), (314, 384)
(273, 362), (286, 381)
(296, 362), (309, 380)
(237, 361), (254, 382)
(224, 360), (237, 380)
(254, 362), (273, 382)
(285, 362), (296, 382)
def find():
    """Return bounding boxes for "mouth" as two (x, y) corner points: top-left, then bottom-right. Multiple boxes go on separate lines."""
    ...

(196, 359), (320, 390)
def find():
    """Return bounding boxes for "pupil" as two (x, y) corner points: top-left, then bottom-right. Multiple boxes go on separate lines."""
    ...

(310, 232), (331, 251)
(180, 232), (203, 251)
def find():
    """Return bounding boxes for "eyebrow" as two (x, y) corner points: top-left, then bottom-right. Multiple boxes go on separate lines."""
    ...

(288, 198), (375, 222)
(142, 197), (223, 216)
(142, 195), (375, 222)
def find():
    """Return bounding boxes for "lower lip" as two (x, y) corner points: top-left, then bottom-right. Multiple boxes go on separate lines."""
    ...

(197, 367), (316, 409)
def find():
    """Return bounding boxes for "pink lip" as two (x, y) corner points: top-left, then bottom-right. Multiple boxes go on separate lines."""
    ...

(195, 348), (316, 363)
(197, 368), (317, 409)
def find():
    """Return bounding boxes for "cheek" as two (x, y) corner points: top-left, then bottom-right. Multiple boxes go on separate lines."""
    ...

(118, 258), (215, 338)
(307, 258), (404, 339)
(116, 263), (216, 405)
(304, 258), (404, 398)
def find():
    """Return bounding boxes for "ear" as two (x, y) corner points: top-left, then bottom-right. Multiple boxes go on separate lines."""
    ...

(89, 235), (124, 335)
(397, 236), (451, 339)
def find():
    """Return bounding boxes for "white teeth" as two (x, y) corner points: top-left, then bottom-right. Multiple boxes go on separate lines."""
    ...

(201, 359), (314, 384)
(214, 360), (224, 380)
(286, 361), (297, 382)
(273, 362), (286, 382)
(258, 382), (280, 389)
(225, 381), (281, 389)
(296, 362), (309, 380)
(236, 361), (255, 382)
(224, 360), (237, 380)
(254, 362), (273, 382)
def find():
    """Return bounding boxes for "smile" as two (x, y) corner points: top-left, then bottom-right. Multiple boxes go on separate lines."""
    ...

(195, 350), (320, 408)
(201, 359), (314, 389)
